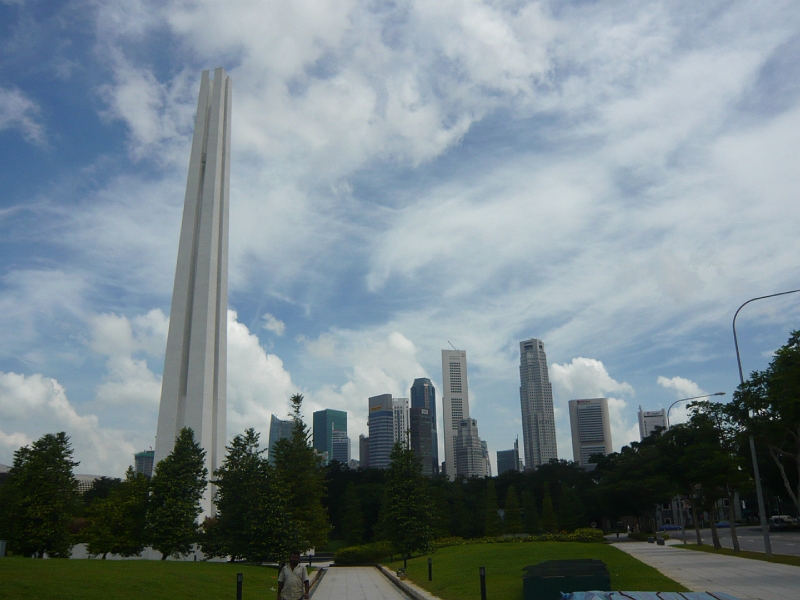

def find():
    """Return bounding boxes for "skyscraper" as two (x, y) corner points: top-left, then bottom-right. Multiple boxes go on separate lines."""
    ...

(569, 398), (613, 466)
(497, 438), (522, 476)
(134, 450), (155, 479)
(442, 349), (470, 480)
(392, 398), (410, 445)
(454, 418), (487, 478)
(268, 414), (293, 464)
(155, 68), (232, 515)
(638, 406), (667, 440)
(359, 434), (370, 468)
(409, 406), (433, 476)
(331, 430), (351, 464)
(410, 378), (439, 475)
(519, 338), (558, 469)
(313, 409), (347, 464)
(368, 394), (394, 469)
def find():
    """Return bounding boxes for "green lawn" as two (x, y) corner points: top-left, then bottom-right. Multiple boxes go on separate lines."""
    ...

(677, 543), (800, 567)
(384, 542), (688, 600)
(0, 558), (283, 600)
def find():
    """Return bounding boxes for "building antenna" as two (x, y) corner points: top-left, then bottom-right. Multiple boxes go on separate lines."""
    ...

(448, 340), (458, 351)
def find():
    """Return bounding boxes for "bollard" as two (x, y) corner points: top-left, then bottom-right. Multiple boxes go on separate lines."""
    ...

(479, 566), (487, 600)
(428, 557), (432, 581)
(236, 572), (243, 600)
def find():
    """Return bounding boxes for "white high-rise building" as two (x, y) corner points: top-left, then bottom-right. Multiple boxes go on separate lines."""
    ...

(442, 349), (470, 480)
(392, 397), (410, 446)
(455, 418), (487, 478)
(155, 68), (232, 516)
(638, 406), (667, 440)
(519, 338), (558, 469)
(569, 398), (613, 466)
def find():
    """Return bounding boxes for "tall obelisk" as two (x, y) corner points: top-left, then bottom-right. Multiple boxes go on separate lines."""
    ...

(155, 68), (231, 515)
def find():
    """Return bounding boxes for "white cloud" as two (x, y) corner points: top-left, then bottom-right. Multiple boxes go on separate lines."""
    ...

(261, 313), (286, 336)
(0, 372), (140, 476)
(0, 87), (45, 145)
(656, 375), (708, 427)
(550, 357), (637, 454)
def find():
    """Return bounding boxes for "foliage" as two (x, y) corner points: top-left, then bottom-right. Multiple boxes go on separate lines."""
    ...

(272, 393), (329, 550)
(333, 540), (393, 565)
(145, 427), (207, 560)
(204, 428), (297, 562)
(483, 479), (502, 536)
(82, 477), (123, 507)
(339, 482), (365, 546)
(378, 441), (435, 557)
(521, 489), (540, 533)
(539, 487), (559, 533)
(85, 467), (149, 558)
(731, 330), (800, 512)
(502, 486), (523, 534)
(0, 432), (80, 558)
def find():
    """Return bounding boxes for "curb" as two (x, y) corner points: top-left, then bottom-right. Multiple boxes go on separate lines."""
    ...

(376, 564), (442, 600)
(308, 566), (327, 598)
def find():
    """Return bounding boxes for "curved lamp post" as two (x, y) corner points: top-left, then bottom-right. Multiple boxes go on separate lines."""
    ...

(665, 392), (726, 429)
(733, 288), (800, 558)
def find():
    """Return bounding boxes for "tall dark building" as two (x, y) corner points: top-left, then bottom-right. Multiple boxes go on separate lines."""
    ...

(411, 377), (439, 475)
(359, 434), (370, 468)
(313, 409), (348, 465)
(496, 438), (522, 476)
(134, 450), (155, 478)
(409, 407), (433, 476)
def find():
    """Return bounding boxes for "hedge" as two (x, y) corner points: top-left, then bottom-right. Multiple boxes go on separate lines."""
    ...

(334, 541), (394, 565)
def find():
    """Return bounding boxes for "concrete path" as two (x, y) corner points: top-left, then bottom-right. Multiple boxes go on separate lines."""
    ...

(312, 567), (411, 600)
(614, 541), (800, 600)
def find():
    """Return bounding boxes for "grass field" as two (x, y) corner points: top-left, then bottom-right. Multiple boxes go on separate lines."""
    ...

(384, 542), (688, 600)
(1, 558), (284, 600)
(677, 543), (800, 567)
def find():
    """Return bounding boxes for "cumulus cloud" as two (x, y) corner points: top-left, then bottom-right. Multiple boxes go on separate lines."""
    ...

(0, 372), (140, 475)
(0, 87), (45, 145)
(656, 375), (708, 426)
(261, 313), (286, 336)
(551, 357), (637, 454)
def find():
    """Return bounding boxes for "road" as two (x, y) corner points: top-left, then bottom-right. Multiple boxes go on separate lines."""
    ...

(669, 527), (800, 556)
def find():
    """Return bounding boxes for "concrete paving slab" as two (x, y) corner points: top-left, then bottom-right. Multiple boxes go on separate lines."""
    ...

(613, 541), (800, 600)
(312, 566), (411, 600)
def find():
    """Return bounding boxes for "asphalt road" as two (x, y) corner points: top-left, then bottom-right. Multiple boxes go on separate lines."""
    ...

(669, 526), (800, 556)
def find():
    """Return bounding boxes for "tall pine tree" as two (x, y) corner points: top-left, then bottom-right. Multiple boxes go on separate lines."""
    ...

(339, 482), (365, 546)
(146, 428), (207, 560)
(273, 394), (329, 550)
(379, 442), (435, 557)
(206, 428), (297, 562)
(85, 467), (149, 559)
(503, 486), (523, 534)
(521, 489), (540, 534)
(540, 487), (559, 533)
(484, 479), (502, 536)
(0, 432), (79, 558)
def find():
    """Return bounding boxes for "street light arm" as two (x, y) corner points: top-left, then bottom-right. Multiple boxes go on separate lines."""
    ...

(666, 392), (725, 428)
(733, 288), (800, 384)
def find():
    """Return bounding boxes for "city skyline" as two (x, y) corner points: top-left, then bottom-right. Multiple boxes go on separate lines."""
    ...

(2, 2), (800, 479)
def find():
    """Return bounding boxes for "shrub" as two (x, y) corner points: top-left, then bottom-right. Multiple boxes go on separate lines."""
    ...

(334, 541), (394, 565)
(573, 528), (605, 542)
(627, 532), (670, 541)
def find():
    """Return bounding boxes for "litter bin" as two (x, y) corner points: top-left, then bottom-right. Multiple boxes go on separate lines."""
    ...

(522, 559), (611, 600)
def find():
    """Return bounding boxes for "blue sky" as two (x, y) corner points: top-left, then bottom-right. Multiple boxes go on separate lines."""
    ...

(1, 0), (799, 476)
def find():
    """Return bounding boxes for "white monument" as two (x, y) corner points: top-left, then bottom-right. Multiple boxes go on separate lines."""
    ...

(155, 68), (231, 515)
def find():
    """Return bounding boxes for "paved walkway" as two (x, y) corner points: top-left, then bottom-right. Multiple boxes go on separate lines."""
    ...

(312, 567), (411, 600)
(613, 541), (800, 600)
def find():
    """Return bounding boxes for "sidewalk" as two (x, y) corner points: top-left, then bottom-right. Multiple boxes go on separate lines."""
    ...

(613, 541), (800, 600)
(312, 566), (411, 600)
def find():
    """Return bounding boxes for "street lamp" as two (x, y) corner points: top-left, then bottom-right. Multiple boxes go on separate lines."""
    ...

(665, 392), (726, 429)
(733, 288), (800, 558)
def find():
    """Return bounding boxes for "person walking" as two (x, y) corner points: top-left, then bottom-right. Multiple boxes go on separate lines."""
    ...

(277, 550), (310, 600)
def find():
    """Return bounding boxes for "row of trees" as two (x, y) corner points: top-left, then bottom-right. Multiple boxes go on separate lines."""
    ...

(2, 331), (797, 559)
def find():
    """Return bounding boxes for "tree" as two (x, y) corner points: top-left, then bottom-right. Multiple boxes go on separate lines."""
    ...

(145, 428), (207, 559)
(731, 331), (800, 513)
(272, 393), (329, 549)
(0, 432), (80, 558)
(484, 479), (502, 536)
(540, 487), (559, 533)
(378, 442), (435, 558)
(521, 489), (540, 534)
(339, 482), (365, 546)
(85, 467), (149, 558)
(205, 428), (297, 562)
(449, 481), (469, 538)
(503, 486), (523, 534)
